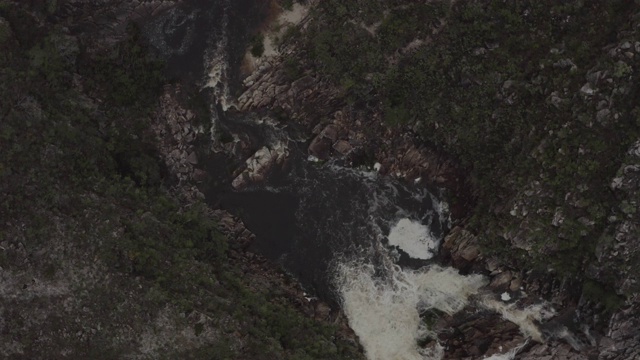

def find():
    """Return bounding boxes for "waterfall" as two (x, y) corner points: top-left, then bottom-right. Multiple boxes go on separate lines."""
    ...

(333, 246), (562, 360)
(333, 213), (560, 360)
(479, 296), (556, 343)
(203, 0), (235, 116)
(334, 256), (487, 360)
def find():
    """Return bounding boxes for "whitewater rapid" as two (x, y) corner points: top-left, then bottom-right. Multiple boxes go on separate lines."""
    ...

(334, 258), (486, 360)
(333, 242), (558, 360)
(387, 218), (439, 260)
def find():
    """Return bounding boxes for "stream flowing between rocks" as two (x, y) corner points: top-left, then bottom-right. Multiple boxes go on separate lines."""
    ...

(143, 1), (583, 359)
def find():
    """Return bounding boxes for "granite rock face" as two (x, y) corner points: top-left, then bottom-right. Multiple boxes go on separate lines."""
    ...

(598, 296), (640, 360)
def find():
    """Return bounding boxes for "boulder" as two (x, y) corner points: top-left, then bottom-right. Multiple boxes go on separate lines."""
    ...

(232, 142), (289, 189)
(332, 140), (352, 155)
(308, 135), (332, 159)
(490, 271), (513, 290)
(443, 226), (482, 265)
(186, 151), (198, 165)
(320, 124), (339, 142)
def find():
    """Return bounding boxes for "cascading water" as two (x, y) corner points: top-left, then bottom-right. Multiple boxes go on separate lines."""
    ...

(203, 0), (234, 112)
(332, 225), (561, 360)
(334, 257), (487, 360)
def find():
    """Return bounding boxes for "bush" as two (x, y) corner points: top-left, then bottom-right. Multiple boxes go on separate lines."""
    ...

(251, 34), (265, 57)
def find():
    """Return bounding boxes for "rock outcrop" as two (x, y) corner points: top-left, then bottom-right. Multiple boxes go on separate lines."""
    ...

(151, 84), (207, 202)
(231, 141), (289, 189)
(237, 53), (470, 217)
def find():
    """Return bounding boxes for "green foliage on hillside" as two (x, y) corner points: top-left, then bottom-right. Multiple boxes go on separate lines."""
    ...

(250, 33), (266, 57)
(0, 3), (363, 359)
(297, 0), (640, 275)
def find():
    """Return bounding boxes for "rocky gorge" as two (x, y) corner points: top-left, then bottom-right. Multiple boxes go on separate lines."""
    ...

(2, 0), (640, 359)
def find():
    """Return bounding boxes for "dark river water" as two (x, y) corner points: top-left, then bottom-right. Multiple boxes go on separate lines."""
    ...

(216, 139), (448, 301)
(140, 2), (565, 359)
(140, 0), (449, 300)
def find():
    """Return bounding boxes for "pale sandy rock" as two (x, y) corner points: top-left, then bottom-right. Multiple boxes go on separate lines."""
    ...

(232, 142), (289, 189)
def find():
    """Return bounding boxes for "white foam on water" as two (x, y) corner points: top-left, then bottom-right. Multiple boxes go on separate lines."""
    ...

(387, 218), (439, 260)
(335, 253), (557, 360)
(430, 193), (451, 227)
(334, 260), (487, 360)
(325, 162), (380, 182)
(203, 4), (236, 113)
(202, 5), (237, 143)
(480, 297), (556, 343)
(204, 36), (235, 111)
(482, 341), (528, 359)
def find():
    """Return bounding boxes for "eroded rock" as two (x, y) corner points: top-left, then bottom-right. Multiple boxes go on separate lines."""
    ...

(232, 142), (289, 189)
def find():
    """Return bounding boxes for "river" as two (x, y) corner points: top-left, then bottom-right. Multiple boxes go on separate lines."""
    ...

(141, 1), (575, 359)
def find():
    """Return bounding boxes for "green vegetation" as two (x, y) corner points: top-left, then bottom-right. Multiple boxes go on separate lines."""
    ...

(277, 24), (301, 48)
(0, 18), (10, 44)
(0, 3), (362, 358)
(281, 0), (295, 11)
(81, 24), (165, 108)
(250, 33), (266, 57)
(582, 279), (625, 313)
(296, 0), (640, 278)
